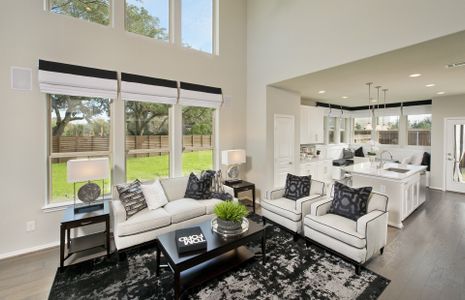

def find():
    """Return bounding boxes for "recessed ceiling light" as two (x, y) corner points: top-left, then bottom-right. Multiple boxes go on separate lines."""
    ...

(318, 90), (326, 94)
(425, 84), (435, 87)
(437, 91), (445, 95)
(342, 96), (348, 99)
(409, 73), (422, 78)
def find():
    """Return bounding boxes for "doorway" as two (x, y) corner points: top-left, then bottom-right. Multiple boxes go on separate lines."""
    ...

(445, 118), (465, 193)
(274, 114), (295, 188)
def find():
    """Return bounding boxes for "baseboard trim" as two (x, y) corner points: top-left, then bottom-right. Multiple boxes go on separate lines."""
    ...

(0, 241), (59, 261)
(429, 186), (444, 191)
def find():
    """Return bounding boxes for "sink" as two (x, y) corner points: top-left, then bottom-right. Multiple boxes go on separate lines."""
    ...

(385, 167), (410, 174)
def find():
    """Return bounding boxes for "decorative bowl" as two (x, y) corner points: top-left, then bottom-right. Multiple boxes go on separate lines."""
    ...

(211, 217), (249, 238)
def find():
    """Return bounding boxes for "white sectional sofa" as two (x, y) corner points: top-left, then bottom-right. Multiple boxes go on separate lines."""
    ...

(111, 176), (235, 251)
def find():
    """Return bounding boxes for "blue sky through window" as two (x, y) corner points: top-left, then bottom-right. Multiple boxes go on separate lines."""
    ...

(126, 0), (169, 35)
(182, 0), (213, 53)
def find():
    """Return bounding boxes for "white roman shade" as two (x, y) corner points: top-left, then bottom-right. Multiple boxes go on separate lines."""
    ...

(38, 60), (117, 99)
(179, 82), (223, 108)
(322, 107), (351, 118)
(349, 109), (372, 118)
(121, 72), (178, 105)
(402, 104), (432, 115)
(374, 106), (402, 117)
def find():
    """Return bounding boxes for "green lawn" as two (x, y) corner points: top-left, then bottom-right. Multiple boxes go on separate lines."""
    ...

(51, 150), (213, 203)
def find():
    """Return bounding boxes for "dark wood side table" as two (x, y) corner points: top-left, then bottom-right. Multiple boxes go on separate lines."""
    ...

(224, 181), (256, 213)
(60, 201), (111, 268)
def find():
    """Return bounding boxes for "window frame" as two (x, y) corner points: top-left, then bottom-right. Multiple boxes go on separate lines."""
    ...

(46, 0), (113, 27)
(353, 116), (373, 144)
(46, 95), (113, 206)
(407, 113), (432, 147)
(376, 115), (400, 145)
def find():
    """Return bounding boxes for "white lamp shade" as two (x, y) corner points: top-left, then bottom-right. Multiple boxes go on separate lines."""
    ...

(221, 149), (246, 165)
(67, 158), (110, 183)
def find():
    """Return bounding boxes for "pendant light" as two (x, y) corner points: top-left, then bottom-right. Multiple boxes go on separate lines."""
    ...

(365, 82), (373, 130)
(375, 86), (382, 131)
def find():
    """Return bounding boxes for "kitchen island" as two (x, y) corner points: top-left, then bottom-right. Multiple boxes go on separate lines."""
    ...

(343, 162), (427, 229)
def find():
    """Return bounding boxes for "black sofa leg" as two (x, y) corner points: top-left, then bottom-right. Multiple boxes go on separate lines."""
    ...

(355, 264), (362, 275)
(262, 218), (266, 226)
(305, 239), (311, 249)
(380, 247), (384, 255)
(117, 251), (126, 262)
(293, 233), (299, 242)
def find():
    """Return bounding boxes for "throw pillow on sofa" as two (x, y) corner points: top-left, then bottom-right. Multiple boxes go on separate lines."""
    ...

(328, 182), (372, 221)
(141, 179), (168, 210)
(283, 173), (312, 200)
(116, 180), (148, 219)
(184, 172), (213, 200)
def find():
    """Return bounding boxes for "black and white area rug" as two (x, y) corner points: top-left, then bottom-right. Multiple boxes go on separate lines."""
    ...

(50, 215), (389, 299)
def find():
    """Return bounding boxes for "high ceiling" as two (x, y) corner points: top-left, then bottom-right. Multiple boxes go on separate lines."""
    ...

(273, 30), (465, 106)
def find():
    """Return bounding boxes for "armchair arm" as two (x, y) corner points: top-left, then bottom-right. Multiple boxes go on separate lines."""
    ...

(266, 188), (285, 200)
(110, 200), (127, 234)
(310, 197), (332, 216)
(310, 179), (325, 196)
(356, 210), (388, 260)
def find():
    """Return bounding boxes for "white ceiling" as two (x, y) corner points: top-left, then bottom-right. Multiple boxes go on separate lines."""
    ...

(273, 30), (465, 106)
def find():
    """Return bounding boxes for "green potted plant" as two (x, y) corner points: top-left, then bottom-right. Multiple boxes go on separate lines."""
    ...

(213, 201), (249, 231)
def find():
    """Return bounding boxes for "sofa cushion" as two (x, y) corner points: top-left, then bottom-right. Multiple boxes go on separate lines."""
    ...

(261, 198), (301, 222)
(164, 198), (206, 223)
(304, 214), (366, 249)
(184, 173), (213, 200)
(328, 182), (372, 221)
(116, 180), (148, 219)
(197, 198), (224, 214)
(283, 174), (311, 200)
(117, 208), (171, 237)
(160, 176), (189, 201)
(141, 180), (168, 210)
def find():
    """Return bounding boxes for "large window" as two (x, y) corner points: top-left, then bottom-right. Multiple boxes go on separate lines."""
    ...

(181, 0), (213, 53)
(125, 0), (169, 41)
(48, 0), (111, 25)
(125, 101), (170, 182)
(340, 118), (347, 143)
(49, 95), (111, 203)
(377, 116), (399, 145)
(353, 117), (372, 144)
(182, 106), (214, 175)
(408, 114), (432, 146)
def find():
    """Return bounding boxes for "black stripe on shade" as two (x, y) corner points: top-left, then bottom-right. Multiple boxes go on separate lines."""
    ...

(180, 82), (222, 94)
(121, 72), (178, 88)
(316, 99), (432, 111)
(39, 60), (117, 80)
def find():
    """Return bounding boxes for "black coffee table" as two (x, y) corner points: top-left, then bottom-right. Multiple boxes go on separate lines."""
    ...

(156, 219), (266, 299)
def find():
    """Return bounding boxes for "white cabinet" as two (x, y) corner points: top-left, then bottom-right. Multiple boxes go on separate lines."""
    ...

(300, 106), (324, 144)
(300, 159), (332, 183)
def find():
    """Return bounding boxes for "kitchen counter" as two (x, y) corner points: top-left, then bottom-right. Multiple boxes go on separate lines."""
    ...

(343, 162), (427, 181)
(344, 162), (427, 229)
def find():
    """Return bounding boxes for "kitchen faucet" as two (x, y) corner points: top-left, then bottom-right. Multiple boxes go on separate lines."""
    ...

(378, 150), (393, 169)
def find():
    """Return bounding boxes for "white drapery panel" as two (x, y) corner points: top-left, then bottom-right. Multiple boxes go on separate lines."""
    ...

(38, 60), (118, 99)
(120, 73), (178, 105)
(179, 82), (223, 108)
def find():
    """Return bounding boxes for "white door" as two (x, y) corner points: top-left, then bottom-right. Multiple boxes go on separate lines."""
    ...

(274, 114), (295, 188)
(445, 118), (465, 193)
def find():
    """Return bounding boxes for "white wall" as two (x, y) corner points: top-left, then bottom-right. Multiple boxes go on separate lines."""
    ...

(246, 0), (465, 197)
(266, 87), (301, 190)
(431, 94), (465, 190)
(0, 0), (246, 256)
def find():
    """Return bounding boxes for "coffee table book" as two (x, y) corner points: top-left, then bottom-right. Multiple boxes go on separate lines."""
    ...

(175, 227), (207, 254)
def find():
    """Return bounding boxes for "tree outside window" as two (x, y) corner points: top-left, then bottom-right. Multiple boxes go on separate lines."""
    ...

(49, 0), (111, 25)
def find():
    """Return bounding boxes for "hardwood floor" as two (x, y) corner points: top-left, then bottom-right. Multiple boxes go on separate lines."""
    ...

(1, 190), (464, 299)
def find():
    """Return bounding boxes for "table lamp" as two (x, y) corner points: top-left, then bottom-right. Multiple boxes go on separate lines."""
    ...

(67, 157), (109, 213)
(221, 149), (246, 184)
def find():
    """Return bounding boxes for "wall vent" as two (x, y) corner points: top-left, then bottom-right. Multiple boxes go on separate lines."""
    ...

(446, 61), (465, 69)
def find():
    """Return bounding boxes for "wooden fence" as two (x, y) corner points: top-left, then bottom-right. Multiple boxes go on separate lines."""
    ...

(52, 135), (213, 158)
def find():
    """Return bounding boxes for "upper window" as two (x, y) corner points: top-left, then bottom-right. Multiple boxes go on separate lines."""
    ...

(125, 101), (170, 182)
(408, 114), (432, 146)
(181, 0), (213, 53)
(49, 94), (111, 204)
(353, 117), (372, 144)
(340, 118), (347, 143)
(182, 106), (215, 175)
(125, 0), (169, 41)
(49, 0), (111, 25)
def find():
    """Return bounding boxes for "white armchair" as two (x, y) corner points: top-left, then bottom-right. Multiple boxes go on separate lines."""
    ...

(303, 189), (389, 274)
(261, 179), (325, 238)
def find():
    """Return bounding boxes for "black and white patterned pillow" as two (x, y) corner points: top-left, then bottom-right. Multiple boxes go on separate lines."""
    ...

(184, 173), (213, 200)
(116, 180), (147, 219)
(328, 182), (372, 221)
(283, 174), (312, 201)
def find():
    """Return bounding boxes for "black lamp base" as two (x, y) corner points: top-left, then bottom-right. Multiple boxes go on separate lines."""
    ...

(74, 203), (104, 214)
